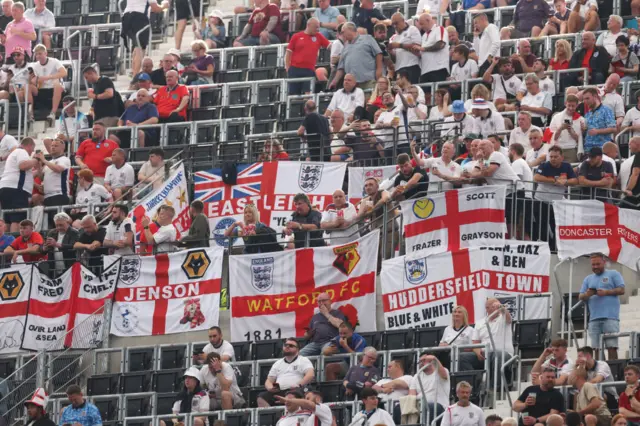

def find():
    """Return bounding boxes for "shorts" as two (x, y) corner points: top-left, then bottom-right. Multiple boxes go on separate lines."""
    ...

(589, 318), (619, 348)
(34, 88), (60, 110)
(44, 194), (70, 207)
(176, 0), (201, 21)
(122, 11), (150, 50)
(257, 389), (287, 406)
(209, 392), (246, 410)
(0, 187), (30, 223)
(238, 33), (281, 46)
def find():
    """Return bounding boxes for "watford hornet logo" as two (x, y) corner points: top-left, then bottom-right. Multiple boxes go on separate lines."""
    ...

(0, 272), (25, 301)
(182, 250), (211, 279)
(332, 242), (360, 276)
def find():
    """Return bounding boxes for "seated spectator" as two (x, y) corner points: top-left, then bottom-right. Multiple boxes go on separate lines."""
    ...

(36, 137), (70, 215)
(449, 44), (479, 85)
(510, 112), (541, 153)
(570, 367), (612, 426)
(320, 189), (358, 245)
(257, 138), (289, 162)
(441, 381), (485, 426)
(44, 212), (79, 276)
(45, 96), (89, 152)
(540, 0), (570, 36)
(181, 40), (214, 86)
(179, 200), (210, 249)
(464, 85), (496, 114)
(519, 74), (553, 127)
(441, 100), (475, 138)
(125, 73), (156, 109)
(140, 205), (178, 253)
(597, 15), (624, 58)
(160, 368), (208, 426)
(329, 23), (382, 91)
(343, 347), (381, 398)
(150, 54), (176, 88)
(323, 321), (366, 379)
(373, 358), (412, 423)
(618, 365), (640, 421)
(531, 339), (574, 386)
(0, 137), (37, 232)
(3, 2), (36, 59)
(129, 57), (154, 90)
(391, 153), (428, 201)
(549, 94), (584, 162)
(368, 76), (390, 110)
(104, 148), (135, 201)
(519, 59), (555, 97)
(298, 291), (345, 358)
(137, 147), (166, 191)
(344, 120), (385, 161)
(567, 0), (599, 32)
(374, 91), (404, 154)
(199, 9), (226, 49)
(582, 87), (616, 154)
(258, 338), (315, 407)
(74, 214), (107, 274)
(568, 33), (610, 86)
(83, 66), (122, 128)
(0, 219), (14, 251)
(298, 100), (330, 161)
(397, 86), (428, 131)
(471, 99), (505, 138)
(72, 169), (112, 227)
(483, 58), (521, 112)
(428, 89), (452, 121)
(233, 0), (283, 47)
(611, 35), (639, 83)
(598, 74), (625, 129)
(154, 70), (189, 123)
(578, 147), (615, 200)
(325, 74), (365, 121)
(0, 46), (37, 119)
(549, 39), (571, 70)
(200, 352), (246, 410)
(3, 219), (46, 264)
(115, 89), (159, 148)
(284, 193), (323, 248)
(612, 415), (631, 426)
(193, 326), (235, 364)
(501, 0), (552, 39)
(575, 346), (618, 396)
(409, 352), (450, 421)
(314, 0), (344, 40)
(349, 388), (395, 426)
(513, 368), (565, 426)
(103, 204), (134, 256)
(439, 305), (475, 349)
(60, 386), (102, 426)
(508, 39), (536, 74)
(526, 128), (550, 168)
(329, 110), (352, 162)
(30, 44), (66, 124)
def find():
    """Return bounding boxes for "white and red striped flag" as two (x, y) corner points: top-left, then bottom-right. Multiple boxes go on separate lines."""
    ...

(0, 264), (32, 354)
(554, 200), (640, 271)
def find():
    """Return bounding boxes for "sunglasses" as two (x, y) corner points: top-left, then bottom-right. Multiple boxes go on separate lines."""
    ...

(284, 343), (298, 348)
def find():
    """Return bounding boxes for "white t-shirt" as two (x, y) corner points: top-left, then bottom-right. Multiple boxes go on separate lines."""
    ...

(603, 154), (618, 177)
(172, 390), (209, 415)
(567, 0), (597, 18)
(321, 203), (359, 245)
(429, 106), (446, 121)
(509, 125), (542, 153)
(277, 410), (312, 426)
(622, 107), (640, 138)
(330, 39), (344, 68)
(521, 90), (552, 120)
(510, 158), (533, 198)
(441, 115), (475, 139)
(480, 151), (520, 192)
(620, 155), (635, 192)
(105, 163), (135, 189)
(600, 90), (625, 119)
(422, 157), (462, 192)
(267, 356), (314, 390)
(405, 103), (429, 123)
(153, 224), (178, 253)
(375, 107), (404, 148)
(440, 325), (475, 347)
(473, 23), (500, 65)
(525, 144), (550, 168)
(104, 217), (135, 255)
(0, 133), (19, 176)
(349, 409), (395, 426)
(0, 148), (33, 194)
(410, 369), (450, 408)
(541, 357), (574, 377)
(549, 110), (585, 151)
(43, 155), (70, 198)
(303, 404), (333, 426)
(203, 340), (236, 362)
(421, 25), (449, 75)
(596, 30), (622, 57)
(138, 160), (165, 190)
(473, 314), (514, 354)
(518, 77), (556, 97)
(326, 88), (365, 118)
(450, 59), (479, 82)
(491, 74), (521, 101)
(376, 375), (413, 402)
(416, 0), (442, 14)
(441, 403), (485, 426)
(201, 362), (243, 399)
(30, 57), (64, 89)
(128, 88), (157, 102)
(392, 25), (422, 70)
(473, 111), (505, 138)
(8, 63), (29, 86)
(75, 183), (111, 204)
(56, 112), (90, 140)
(124, 0), (153, 14)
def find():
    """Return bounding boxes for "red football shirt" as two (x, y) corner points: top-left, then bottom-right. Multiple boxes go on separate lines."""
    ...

(10, 232), (47, 262)
(287, 31), (330, 70)
(75, 139), (119, 178)
(153, 84), (190, 120)
(249, 4), (283, 40)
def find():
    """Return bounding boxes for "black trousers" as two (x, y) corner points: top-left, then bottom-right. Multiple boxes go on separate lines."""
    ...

(420, 68), (449, 83)
(397, 64), (421, 84)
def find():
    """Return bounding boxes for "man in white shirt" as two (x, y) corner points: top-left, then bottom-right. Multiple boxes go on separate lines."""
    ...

(509, 112), (541, 153)
(517, 59), (555, 97)
(622, 91), (640, 139)
(141, 205), (178, 253)
(549, 94), (584, 162)
(138, 147), (166, 191)
(349, 388), (396, 426)
(595, 15), (624, 57)
(388, 13), (422, 84)
(258, 338), (315, 407)
(197, 326), (236, 363)
(440, 381), (484, 426)
(530, 339), (574, 386)
(441, 100), (475, 139)
(103, 204), (134, 256)
(31, 44), (67, 124)
(104, 148), (135, 200)
(0, 137), (38, 232)
(200, 352), (246, 410)
(471, 99), (505, 138)
(415, 140), (462, 192)
(472, 139), (520, 193)
(519, 74), (553, 127)
(409, 352), (450, 422)
(508, 143), (534, 200)
(46, 95), (89, 153)
(373, 358), (413, 424)
(0, 126), (18, 176)
(321, 189), (358, 245)
(417, 13), (449, 83)
(620, 137), (639, 194)
(375, 91), (405, 149)
(598, 74), (625, 128)
(525, 128), (550, 169)
(483, 57), (521, 110)
(36, 138), (70, 207)
(275, 390), (334, 426)
(324, 73), (365, 121)
(472, 13), (500, 69)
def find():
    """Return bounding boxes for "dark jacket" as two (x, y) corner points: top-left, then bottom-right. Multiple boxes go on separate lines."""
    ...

(46, 227), (80, 272)
(29, 415), (57, 426)
(180, 213), (210, 248)
(568, 46), (611, 78)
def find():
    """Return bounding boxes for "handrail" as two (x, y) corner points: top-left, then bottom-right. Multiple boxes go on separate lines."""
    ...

(568, 300), (585, 349)
(501, 354), (520, 413)
(10, 67), (29, 140)
(136, 24), (152, 61)
(66, 30), (82, 99)
(60, 100), (76, 154)
(552, 257), (572, 342)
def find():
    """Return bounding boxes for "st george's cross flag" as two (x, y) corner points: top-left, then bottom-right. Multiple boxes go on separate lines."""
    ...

(109, 247), (223, 336)
(229, 230), (379, 342)
(0, 264), (32, 354)
(554, 200), (640, 271)
(401, 185), (507, 255)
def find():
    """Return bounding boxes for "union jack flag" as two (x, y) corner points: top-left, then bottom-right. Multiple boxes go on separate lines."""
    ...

(194, 163), (263, 202)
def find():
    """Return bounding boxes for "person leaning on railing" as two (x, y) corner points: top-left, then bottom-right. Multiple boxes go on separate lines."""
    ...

(2, 219), (46, 266)
(44, 212), (79, 275)
(179, 200), (210, 249)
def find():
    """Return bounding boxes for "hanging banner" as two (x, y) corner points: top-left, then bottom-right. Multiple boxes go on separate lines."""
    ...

(230, 230), (379, 342)
(109, 247), (224, 336)
(347, 165), (397, 206)
(194, 161), (347, 248)
(0, 264), (33, 354)
(401, 185), (507, 255)
(554, 200), (640, 271)
(380, 241), (551, 329)
(22, 260), (121, 351)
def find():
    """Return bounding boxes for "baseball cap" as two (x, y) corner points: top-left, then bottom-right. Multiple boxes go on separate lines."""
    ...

(135, 72), (151, 82)
(24, 388), (49, 413)
(588, 147), (603, 157)
(463, 133), (479, 140)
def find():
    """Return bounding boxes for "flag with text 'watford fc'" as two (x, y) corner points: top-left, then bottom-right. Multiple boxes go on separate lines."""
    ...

(401, 185), (507, 255)
(109, 247), (223, 337)
(230, 230), (379, 342)
(554, 200), (640, 271)
(381, 242), (551, 329)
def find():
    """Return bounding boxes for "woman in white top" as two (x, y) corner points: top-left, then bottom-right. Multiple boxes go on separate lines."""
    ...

(429, 88), (452, 121)
(439, 305), (475, 348)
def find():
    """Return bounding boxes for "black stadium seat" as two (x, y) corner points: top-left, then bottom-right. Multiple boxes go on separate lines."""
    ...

(234, 363), (253, 388)
(317, 380), (345, 402)
(359, 331), (382, 348)
(0, 357), (17, 378)
(93, 398), (119, 422)
(120, 371), (153, 394)
(382, 329), (414, 350)
(257, 409), (282, 426)
(514, 319), (550, 358)
(126, 394), (152, 417)
(159, 345), (187, 369)
(232, 341), (251, 362)
(414, 326), (446, 349)
(127, 348), (155, 372)
(155, 392), (179, 415)
(258, 361), (276, 384)
(153, 368), (184, 393)
(87, 373), (120, 396)
(225, 410), (252, 426)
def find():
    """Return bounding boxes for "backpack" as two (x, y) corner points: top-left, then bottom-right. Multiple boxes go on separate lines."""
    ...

(221, 162), (237, 185)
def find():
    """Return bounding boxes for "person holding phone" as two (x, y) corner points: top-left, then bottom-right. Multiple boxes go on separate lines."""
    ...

(548, 94), (585, 163)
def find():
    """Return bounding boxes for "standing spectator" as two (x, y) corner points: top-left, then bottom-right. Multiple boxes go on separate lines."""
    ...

(116, 89), (159, 148)
(24, 0), (54, 48)
(0, 137), (37, 232)
(46, 96), (89, 152)
(182, 40), (214, 86)
(583, 88), (616, 154)
(525, 129), (550, 169)
(154, 70), (190, 123)
(121, 0), (167, 77)
(329, 23), (382, 91)
(233, 0), (283, 46)
(74, 215), (108, 274)
(388, 13), (422, 84)
(530, 339), (574, 386)
(31, 44), (66, 124)
(284, 194), (323, 248)
(618, 365), (640, 421)
(141, 205), (178, 253)
(0, 125), (18, 176)
(416, 141), (462, 192)
(200, 352), (246, 410)
(483, 57), (521, 112)
(103, 204), (134, 256)
(0, 0), (12, 32)
(519, 74), (553, 126)
(343, 347), (381, 397)
(567, 0), (599, 33)
(549, 94), (584, 162)
(510, 112), (541, 153)
(471, 100), (505, 138)
(409, 353), (450, 421)
(596, 15), (624, 57)
(320, 189), (358, 245)
(391, 153), (428, 200)
(598, 74), (625, 129)
(59, 386), (102, 426)
(313, 0), (344, 40)
(539, 0), (571, 36)
(75, 121), (119, 184)
(286, 19), (329, 95)
(570, 368), (612, 426)
(0, 219), (14, 251)
(322, 321), (367, 380)
(300, 291), (346, 356)
(2, 2), (35, 59)
(298, 100), (331, 161)
(3, 219), (46, 264)
(417, 13), (449, 83)
(72, 169), (112, 226)
(502, 0), (552, 39)
(349, 388), (395, 426)
(179, 200), (210, 249)
(352, 0), (390, 35)
(472, 13), (500, 72)
(513, 368), (565, 426)
(83, 66), (122, 128)
(577, 147), (615, 201)
(137, 147), (166, 190)
(160, 368), (208, 426)
(258, 338), (315, 407)
(199, 9), (226, 49)
(611, 35), (639, 83)
(45, 212), (79, 274)
(579, 254), (624, 359)
(36, 138), (70, 215)
(568, 33), (610, 86)
(441, 382), (485, 426)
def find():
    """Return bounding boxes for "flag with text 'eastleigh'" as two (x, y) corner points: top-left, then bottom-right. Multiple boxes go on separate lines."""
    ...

(109, 247), (223, 337)
(554, 200), (640, 271)
(401, 185), (507, 256)
(229, 230), (379, 342)
(380, 242), (551, 329)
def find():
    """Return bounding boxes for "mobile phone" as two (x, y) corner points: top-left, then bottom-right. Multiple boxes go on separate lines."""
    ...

(564, 119), (571, 125)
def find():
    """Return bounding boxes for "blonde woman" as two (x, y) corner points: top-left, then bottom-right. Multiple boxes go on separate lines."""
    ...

(549, 39), (572, 71)
(368, 76), (391, 109)
(224, 204), (268, 253)
(182, 40), (215, 85)
(439, 305), (475, 347)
